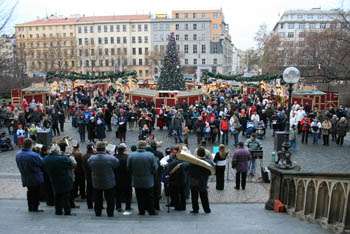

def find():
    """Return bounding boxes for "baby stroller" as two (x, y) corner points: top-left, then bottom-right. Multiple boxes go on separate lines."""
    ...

(0, 132), (14, 152)
(245, 121), (256, 138)
(256, 121), (266, 139)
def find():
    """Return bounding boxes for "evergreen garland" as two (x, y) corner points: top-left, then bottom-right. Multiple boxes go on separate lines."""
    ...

(157, 33), (186, 90)
(204, 71), (282, 82)
(46, 70), (137, 83)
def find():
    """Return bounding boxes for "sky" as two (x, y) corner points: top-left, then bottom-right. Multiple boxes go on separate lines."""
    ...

(5, 0), (350, 50)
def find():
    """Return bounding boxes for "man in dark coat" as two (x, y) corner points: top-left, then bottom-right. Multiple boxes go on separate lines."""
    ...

(43, 144), (75, 215)
(115, 143), (132, 212)
(186, 147), (214, 214)
(127, 140), (158, 215)
(146, 141), (164, 211)
(88, 141), (119, 217)
(16, 139), (44, 212)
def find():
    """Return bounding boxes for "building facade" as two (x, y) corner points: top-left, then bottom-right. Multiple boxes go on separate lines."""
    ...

(273, 8), (348, 46)
(15, 10), (234, 79)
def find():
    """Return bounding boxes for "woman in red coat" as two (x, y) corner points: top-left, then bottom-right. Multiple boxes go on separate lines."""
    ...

(300, 116), (311, 144)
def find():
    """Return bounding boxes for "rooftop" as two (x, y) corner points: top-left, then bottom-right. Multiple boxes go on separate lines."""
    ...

(16, 14), (151, 27)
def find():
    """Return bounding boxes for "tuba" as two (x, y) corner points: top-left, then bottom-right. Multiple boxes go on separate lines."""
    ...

(176, 149), (215, 175)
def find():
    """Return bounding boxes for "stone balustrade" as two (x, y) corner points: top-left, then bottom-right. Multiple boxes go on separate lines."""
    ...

(266, 166), (350, 233)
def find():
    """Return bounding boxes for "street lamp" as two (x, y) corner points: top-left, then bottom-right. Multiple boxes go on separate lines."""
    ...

(283, 67), (301, 130)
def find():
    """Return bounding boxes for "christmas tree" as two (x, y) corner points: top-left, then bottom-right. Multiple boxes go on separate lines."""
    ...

(157, 33), (185, 90)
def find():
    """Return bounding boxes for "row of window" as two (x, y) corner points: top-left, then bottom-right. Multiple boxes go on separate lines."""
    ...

(280, 22), (340, 30)
(78, 24), (148, 33)
(18, 40), (72, 48)
(17, 32), (74, 39)
(17, 25), (74, 32)
(30, 60), (75, 69)
(153, 44), (207, 54)
(184, 58), (217, 65)
(174, 12), (220, 19)
(283, 13), (334, 21)
(78, 36), (149, 45)
(79, 58), (150, 67)
(77, 47), (149, 57)
(175, 34), (202, 41)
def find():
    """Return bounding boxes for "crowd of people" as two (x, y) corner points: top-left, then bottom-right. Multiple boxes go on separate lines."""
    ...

(2, 84), (349, 217)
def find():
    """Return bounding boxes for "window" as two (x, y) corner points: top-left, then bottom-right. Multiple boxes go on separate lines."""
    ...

(297, 14), (303, 19)
(193, 44), (197, 53)
(90, 38), (95, 45)
(99, 60), (103, 67)
(310, 23), (316, 29)
(122, 25), (127, 32)
(117, 37), (121, 44)
(193, 24), (197, 30)
(85, 60), (89, 67)
(117, 48), (121, 55)
(110, 25), (114, 32)
(110, 37), (114, 44)
(84, 26), (88, 33)
(138, 48), (142, 55)
(78, 38), (82, 45)
(193, 13), (196, 18)
(104, 25), (108, 32)
(145, 70), (149, 76)
(91, 49), (95, 56)
(91, 60), (95, 67)
(193, 58), (197, 64)
(105, 59), (109, 66)
(132, 37), (136, 43)
(132, 59), (137, 66)
(193, 34), (197, 40)
(184, 59), (188, 64)
(79, 49), (82, 56)
(123, 48), (127, 54)
(132, 48), (136, 55)
(138, 36), (142, 43)
(287, 32), (294, 38)
(99, 48), (103, 56)
(138, 24), (142, 32)
(184, 44), (189, 53)
(78, 27), (82, 33)
(201, 44), (206, 53)
(175, 24), (179, 30)
(139, 70), (143, 77)
(116, 25), (120, 32)
(184, 34), (188, 40)
(139, 59), (143, 65)
(202, 59), (206, 64)
(175, 34), (179, 40)
(105, 48), (109, 55)
(185, 24), (189, 30)
(144, 24), (148, 31)
(131, 24), (136, 32)
(84, 38), (89, 45)
(213, 13), (219, 19)
(213, 58), (217, 64)
(288, 23), (294, 29)
(299, 23), (305, 29)
(175, 13), (179, 19)
(144, 36), (148, 43)
(98, 37), (102, 44)
(145, 47), (149, 55)
(90, 26), (94, 33)
(307, 15), (313, 19)
(320, 23), (326, 29)
(213, 24), (219, 30)
(98, 25), (101, 32)
(104, 37), (108, 44)
(111, 59), (114, 66)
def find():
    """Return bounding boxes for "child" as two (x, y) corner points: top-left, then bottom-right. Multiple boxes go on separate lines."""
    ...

(16, 125), (26, 147)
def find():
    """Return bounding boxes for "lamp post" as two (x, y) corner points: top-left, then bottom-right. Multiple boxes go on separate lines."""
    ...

(283, 67), (301, 131)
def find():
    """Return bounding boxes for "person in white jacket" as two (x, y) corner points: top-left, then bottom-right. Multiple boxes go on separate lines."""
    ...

(250, 112), (260, 126)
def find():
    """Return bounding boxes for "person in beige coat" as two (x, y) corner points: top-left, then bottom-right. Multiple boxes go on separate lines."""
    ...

(321, 118), (332, 146)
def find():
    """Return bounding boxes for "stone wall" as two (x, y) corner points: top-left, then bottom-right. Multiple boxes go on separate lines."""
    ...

(266, 167), (350, 233)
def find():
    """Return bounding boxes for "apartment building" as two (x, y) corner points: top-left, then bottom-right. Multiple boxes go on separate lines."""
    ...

(15, 9), (234, 79)
(75, 15), (151, 79)
(15, 17), (77, 77)
(273, 8), (349, 46)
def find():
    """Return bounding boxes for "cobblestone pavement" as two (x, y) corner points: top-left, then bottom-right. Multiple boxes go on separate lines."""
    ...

(0, 200), (330, 234)
(1, 121), (349, 200)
